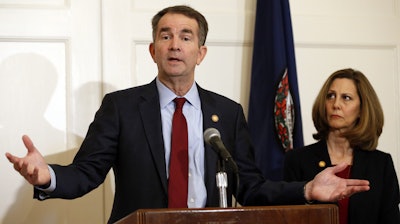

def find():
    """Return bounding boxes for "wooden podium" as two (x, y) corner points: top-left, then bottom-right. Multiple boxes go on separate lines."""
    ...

(115, 204), (338, 224)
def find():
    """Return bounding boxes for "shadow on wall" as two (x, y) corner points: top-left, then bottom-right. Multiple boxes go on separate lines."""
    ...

(3, 148), (109, 224)
(0, 53), (115, 224)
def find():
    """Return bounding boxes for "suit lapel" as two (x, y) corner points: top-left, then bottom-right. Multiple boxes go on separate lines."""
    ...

(310, 140), (332, 172)
(351, 149), (368, 179)
(348, 149), (370, 216)
(139, 80), (168, 193)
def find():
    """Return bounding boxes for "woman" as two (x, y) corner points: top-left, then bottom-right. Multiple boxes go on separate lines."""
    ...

(284, 68), (400, 224)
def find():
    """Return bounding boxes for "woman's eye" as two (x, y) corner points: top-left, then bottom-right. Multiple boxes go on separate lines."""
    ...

(343, 95), (351, 101)
(327, 93), (335, 99)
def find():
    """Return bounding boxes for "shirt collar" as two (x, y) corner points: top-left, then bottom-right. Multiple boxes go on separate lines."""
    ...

(156, 77), (201, 109)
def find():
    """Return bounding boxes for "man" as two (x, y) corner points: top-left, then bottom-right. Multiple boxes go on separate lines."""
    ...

(5, 5), (369, 224)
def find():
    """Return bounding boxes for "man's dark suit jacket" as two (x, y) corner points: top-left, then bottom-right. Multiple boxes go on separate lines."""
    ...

(35, 79), (306, 223)
(284, 140), (400, 224)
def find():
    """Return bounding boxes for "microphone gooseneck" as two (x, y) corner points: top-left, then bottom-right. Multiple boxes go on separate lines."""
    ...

(203, 128), (238, 173)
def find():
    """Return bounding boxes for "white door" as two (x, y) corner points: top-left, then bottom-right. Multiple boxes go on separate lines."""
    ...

(0, 0), (105, 223)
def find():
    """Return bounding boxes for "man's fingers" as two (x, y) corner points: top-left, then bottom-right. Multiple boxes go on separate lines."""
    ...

(5, 152), (18, 164)
(5, 136), (48, 186)
(26, 167), (40, 185)
(346, 179), (370, 187)
(5, 135), (38, 164)
(13, 161), (21, 172)
(347, 185), (370, 195)
(19, 160), (30, 177)
(337, 184), (370, 201)
(22, 135), (37, 153)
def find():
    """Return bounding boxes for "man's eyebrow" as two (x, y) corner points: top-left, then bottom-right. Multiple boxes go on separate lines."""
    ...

(158, 27), (193, 35)
(181, 28), (193, 34)
(159, 27), (171, 33)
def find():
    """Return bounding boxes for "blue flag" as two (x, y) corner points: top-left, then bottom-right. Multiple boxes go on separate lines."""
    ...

(248, 0), (304, 181)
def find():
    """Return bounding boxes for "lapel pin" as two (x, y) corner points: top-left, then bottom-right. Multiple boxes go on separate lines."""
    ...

(211, 114), (219, 123)
(318, 161), (326, 168)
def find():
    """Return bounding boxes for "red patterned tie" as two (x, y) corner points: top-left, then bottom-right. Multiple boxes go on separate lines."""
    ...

(168, 97), (188, 208)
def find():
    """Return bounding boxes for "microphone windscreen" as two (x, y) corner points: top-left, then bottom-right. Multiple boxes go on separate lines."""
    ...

(203, 128), (220, 145)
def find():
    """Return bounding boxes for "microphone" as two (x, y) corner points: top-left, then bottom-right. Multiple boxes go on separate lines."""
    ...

(204, 128), (238, 173)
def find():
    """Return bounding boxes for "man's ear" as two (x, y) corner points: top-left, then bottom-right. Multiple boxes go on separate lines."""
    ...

(196, 46), (207, 65)
(149, 43), (156, 62)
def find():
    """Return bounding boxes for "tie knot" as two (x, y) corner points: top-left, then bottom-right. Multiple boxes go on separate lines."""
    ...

(174, 97), (186, 110)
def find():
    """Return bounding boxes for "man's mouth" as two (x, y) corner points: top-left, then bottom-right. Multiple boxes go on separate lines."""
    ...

(168, 57), (182, 62)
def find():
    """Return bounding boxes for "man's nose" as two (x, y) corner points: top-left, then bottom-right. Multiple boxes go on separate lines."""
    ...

(169, 37), (181, 51)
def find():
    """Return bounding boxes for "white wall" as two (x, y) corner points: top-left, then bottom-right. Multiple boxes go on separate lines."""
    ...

(0, 0), (399, 223)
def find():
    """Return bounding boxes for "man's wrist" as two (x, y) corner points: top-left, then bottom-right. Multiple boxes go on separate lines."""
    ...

(37, 182), (51, 189)
(304, 182), (315, 204)
(35, 165), (56, 193)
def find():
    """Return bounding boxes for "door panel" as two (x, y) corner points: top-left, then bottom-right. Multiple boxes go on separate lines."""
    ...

(0, 1), (104, 223)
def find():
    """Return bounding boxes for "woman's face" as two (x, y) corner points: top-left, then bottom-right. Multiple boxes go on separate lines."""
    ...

(325, 78), (361, 132)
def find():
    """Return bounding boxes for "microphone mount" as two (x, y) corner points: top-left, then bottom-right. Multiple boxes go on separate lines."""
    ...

(204, 127), (240, 208)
